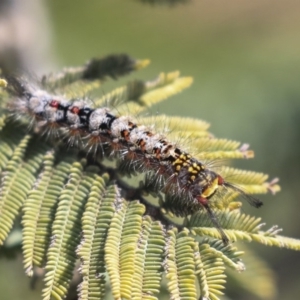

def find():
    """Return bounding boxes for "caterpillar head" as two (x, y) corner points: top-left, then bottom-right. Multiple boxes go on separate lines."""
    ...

(196, 169), (263, 208)
(195, 170), (224, 205)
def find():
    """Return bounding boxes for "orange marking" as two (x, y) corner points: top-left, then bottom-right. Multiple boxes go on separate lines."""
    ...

(70, 106), (80, 114)
(49, 100), (59, 108)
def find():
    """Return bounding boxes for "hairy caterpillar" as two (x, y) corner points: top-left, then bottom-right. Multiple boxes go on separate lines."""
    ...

(5, 76), (263, 245)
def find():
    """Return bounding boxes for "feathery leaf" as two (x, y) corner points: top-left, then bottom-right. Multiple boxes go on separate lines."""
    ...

(77, 175), (117, 300)
(165, 228), (198, 299)
(131, 217), (165, 300)
(42, 161), (96, 300)
(22, 152), (74, 276)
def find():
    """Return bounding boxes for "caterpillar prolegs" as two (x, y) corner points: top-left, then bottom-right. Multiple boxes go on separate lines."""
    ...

(5, 75), (264, 244)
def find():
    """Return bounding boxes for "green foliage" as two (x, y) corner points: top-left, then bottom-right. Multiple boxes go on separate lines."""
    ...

(77, 174), (116, 299)
(0, 54), (300, 300)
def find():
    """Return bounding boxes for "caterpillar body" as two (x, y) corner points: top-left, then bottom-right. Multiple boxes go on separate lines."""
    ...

(6, 76), (263, 244)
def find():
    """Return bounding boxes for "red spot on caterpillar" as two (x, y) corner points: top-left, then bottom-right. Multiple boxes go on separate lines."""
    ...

(137, 139), (146, 152)
(121, 130), (130, 141)
(154, 148), (161, 159)
(49, 100), (59, 108)
(70, 106), (80, 114)
(196, 196), (208, 206)
(217, 175), (224, 185)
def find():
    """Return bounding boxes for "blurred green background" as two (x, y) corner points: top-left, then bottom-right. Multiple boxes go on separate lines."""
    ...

(0, 0), (300, 299)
